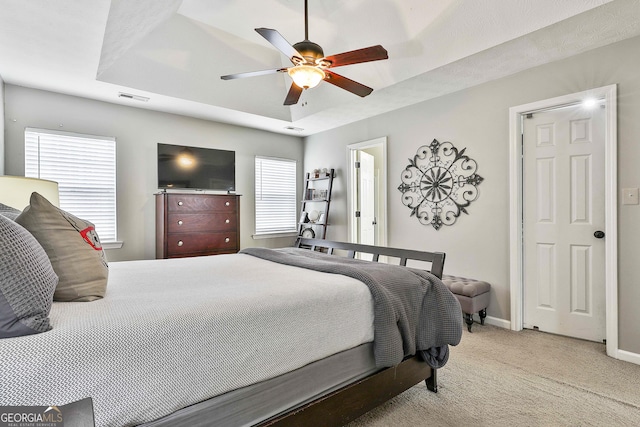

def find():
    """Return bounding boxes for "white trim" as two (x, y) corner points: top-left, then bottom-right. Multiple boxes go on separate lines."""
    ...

(508, 85), (619, 359)
(252, 232), (298, 239)
(255, 155), (298, 163)
(25, 126), (115, 142)
(508, 104), (524, 332)
(480, 315), (511, 329)
(348, 148), (358, 244)
(103, 241), (124, 250)
(346, 137), (388, 247)
(617, 349), (640, 366)
(603, 86), (619, 359)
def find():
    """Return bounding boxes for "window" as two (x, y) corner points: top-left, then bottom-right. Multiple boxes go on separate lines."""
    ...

(255, 156), (297, 235)
(24, 128), (119, 245)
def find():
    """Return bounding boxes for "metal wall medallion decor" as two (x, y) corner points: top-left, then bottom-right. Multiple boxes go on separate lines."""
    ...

(397, 139), (484, 230)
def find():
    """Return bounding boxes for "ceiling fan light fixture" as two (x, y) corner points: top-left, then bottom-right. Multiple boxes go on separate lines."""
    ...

(288, 65), (325, 89)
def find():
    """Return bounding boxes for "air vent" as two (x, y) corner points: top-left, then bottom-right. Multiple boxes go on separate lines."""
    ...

(118, 92), (149, 102)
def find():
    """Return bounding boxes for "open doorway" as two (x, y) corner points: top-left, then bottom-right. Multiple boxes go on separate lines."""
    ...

(347, 137), (387, 255)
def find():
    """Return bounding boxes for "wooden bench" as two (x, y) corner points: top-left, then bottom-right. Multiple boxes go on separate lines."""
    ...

(441, 275), (491, 332)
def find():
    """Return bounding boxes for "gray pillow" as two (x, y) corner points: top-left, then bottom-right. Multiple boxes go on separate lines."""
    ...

(0, 202), (21, 221)
(0, 214), (58, 338)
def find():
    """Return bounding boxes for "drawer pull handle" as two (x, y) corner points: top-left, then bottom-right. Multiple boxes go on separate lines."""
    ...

(225, 201), (230, 206)
(225, 237), (230, 243)
(225, 219), (230, 224)
(178, 201), (184, 206)
(177, 220), (183, 225)
(177, 240), (184, 247)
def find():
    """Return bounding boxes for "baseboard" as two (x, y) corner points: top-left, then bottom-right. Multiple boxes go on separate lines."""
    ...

(617, 349), (640, 366)
(484, 316), (510, 329)
(470, 314), (510, 329)
(471, 316), (640, 366)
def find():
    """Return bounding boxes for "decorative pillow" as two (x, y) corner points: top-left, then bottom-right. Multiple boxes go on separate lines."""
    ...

(0, 215), (58, 338)
(16, 192), (108, 302)
(0, 202), (21, 220)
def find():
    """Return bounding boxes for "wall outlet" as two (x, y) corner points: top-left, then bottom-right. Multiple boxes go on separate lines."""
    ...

(622, 188), (639, 205)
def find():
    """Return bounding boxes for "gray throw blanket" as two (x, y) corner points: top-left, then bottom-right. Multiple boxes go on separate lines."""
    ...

(240, 247), (462, 368)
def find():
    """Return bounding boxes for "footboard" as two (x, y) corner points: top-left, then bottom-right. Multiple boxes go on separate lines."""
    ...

(259, 238), (446, 426)
(295, 237), (446, 279)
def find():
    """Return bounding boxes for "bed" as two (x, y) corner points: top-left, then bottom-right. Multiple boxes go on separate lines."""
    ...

(0, 238), (462, 427)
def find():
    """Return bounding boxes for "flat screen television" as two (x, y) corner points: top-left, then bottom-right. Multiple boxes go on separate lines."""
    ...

(157, 143), (235, 192)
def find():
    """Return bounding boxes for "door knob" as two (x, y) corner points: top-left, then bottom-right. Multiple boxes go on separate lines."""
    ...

(594, 230), (605, 239)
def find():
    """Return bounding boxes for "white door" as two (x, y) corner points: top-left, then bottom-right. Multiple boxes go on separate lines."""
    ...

(523, 104), (606, 342)
(348, 137), (388, 252)
(359, 151), (376, 246)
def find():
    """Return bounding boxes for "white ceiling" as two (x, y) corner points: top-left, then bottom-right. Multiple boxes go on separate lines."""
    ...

(1, 0), (639, 136)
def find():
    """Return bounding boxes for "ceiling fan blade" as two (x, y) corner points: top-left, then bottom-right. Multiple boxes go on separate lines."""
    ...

(323, 70), (373, 97)
(322, 45), (388, 68)
(255, 28), (303, 63)
(221, 68), (288, 80)
(284, 84), (303, 105)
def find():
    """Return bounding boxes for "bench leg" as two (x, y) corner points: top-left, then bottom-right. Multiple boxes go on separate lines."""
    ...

(464, 313), (473, 332)
(479, 308), (487, 325)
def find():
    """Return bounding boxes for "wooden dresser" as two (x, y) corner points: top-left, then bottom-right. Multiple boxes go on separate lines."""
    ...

(156, 193), (240, 259)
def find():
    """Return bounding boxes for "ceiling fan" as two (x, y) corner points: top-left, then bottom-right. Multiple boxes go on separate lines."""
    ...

(220, 0), (388, 106)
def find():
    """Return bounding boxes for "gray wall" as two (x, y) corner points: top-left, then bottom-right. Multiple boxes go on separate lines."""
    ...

(304, 35), (640, 355)
(3, 85), (303, 261)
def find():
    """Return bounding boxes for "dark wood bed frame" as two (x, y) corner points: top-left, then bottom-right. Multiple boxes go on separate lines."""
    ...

(256, 238), (447, 427)
(295, 237), (446, 278)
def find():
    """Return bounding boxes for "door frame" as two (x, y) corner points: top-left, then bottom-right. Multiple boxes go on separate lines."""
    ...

(508, 85), (618, 357)
(347, 137), (388, 248)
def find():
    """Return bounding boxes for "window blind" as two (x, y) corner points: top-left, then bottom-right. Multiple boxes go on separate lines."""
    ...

(255, 156), (297, 234)
(24, 128), (117, 242)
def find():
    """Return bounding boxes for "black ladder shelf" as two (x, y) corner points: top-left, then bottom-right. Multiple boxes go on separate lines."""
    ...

(298, 168), (334, 240)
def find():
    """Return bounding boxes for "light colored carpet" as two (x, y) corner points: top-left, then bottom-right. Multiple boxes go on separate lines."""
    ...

(348, 325), (640, 426)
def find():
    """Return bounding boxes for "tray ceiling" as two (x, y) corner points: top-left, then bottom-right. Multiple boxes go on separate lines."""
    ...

(1, 0), (639, 135)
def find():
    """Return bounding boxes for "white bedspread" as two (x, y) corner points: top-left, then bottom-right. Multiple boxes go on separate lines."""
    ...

(0, 254), (374, 427)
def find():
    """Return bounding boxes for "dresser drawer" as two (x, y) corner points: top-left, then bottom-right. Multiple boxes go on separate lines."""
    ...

(167, 213), (237, 233)
(167, 194), (237, 212)
(166, 232), (238, 256)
